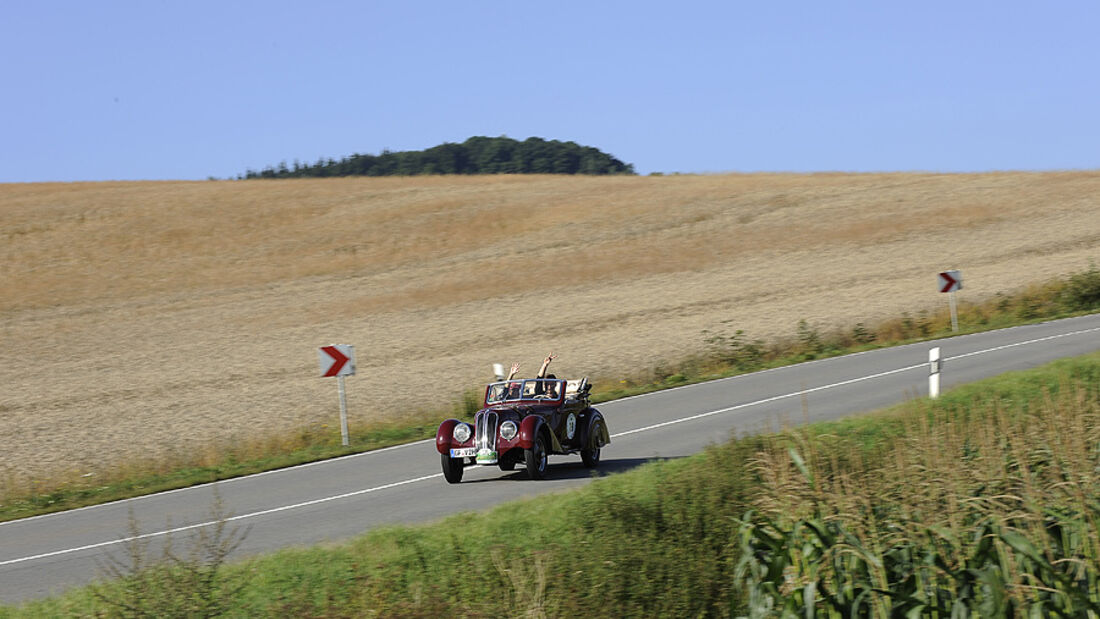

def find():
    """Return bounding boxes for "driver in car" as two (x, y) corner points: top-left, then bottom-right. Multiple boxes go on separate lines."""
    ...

(537, 377), (559, 398)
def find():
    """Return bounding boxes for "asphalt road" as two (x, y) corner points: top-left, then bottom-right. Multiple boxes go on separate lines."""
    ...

(3, 314), (1099, 604)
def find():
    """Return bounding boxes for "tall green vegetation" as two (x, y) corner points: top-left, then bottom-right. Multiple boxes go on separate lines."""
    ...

(736, 370), (1100, 616)
(240, 136), (635, 179)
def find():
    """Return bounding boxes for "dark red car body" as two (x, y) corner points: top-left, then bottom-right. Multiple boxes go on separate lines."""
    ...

(435, 378), (610, 482)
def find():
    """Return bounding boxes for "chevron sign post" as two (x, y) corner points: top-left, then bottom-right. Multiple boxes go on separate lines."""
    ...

(938, 270), (962, 332)
(319, 345), (356, 445)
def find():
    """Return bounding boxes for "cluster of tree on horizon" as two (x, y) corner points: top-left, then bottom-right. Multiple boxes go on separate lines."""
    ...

(239, 136), (635, 179)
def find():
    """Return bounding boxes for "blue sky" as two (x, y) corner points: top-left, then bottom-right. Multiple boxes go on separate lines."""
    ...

(3, 1), (1098, 182)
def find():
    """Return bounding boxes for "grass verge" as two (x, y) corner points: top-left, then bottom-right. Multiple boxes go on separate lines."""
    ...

(1, 263), (1097, 524)
(8, 349), (1100, 616)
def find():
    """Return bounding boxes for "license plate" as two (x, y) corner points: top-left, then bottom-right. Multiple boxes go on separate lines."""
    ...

(450, 447), (476, 458)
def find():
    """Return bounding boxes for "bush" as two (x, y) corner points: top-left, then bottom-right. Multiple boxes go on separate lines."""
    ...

(704, 327), (766, 372)
(796, 320), (829, 359)
(1061, 262), (1100, 312)
(850, 323), (876, 345)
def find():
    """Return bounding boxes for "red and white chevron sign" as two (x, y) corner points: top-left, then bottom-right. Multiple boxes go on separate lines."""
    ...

(938, 270), (962, 293)
(318, 345), (356, 377)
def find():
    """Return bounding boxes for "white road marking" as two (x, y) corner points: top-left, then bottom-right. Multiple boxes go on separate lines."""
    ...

(0, 474), (442, 567)
(3, 322), (1098, 569)
(946, 326), (1099, 360)
(0, 439), (437, 528)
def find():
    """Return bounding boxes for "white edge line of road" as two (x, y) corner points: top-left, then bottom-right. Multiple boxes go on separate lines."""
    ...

(609, 361), (927, 438)
(2, 321), (1097, 568)
(0, 474), (442, 568)
(0, 438), (435, 528)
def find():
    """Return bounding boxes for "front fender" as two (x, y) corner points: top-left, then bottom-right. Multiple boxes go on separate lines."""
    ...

(436, 419), (464, 454)
(518, 415), (564, 452)
(517, 415), (543, 450)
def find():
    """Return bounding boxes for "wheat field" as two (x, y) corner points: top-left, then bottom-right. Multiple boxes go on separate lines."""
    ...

(1, 172), (1098, 485)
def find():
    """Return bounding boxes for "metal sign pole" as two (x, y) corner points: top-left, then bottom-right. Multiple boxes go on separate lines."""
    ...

(337, 375), (349, 446)
(949, 290), (958, 332)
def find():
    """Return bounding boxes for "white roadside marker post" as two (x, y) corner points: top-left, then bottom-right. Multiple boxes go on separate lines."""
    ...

(319, 345), (356, 446)
(929, 346), (942, 399)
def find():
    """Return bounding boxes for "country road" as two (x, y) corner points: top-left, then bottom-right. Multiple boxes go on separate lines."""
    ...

(3, 313), (1099, 604)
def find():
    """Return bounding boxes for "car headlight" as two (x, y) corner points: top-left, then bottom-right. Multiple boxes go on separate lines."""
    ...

(500, 420), (518, 441)
(453, 423), (472, 443)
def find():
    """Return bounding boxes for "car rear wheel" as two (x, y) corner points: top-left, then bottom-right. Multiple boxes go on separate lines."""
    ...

(581, 445), (601, 468)
(498, 460), (516, 471)
(525, 433), (549, 480)
(441, 453), (464, 484)
(582, 420), (603, 467)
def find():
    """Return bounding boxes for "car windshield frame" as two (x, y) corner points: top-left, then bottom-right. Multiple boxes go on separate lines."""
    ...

(485, 379), (564, 405)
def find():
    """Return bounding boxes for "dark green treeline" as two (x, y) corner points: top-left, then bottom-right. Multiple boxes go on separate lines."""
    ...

(240, 136), (635, 179)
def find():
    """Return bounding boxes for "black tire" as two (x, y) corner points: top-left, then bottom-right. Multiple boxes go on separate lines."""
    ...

(498, 460), (516, 471)
(525, 433), (549, 480)
(441, 453), (464, 484)
(581, 445), (601, 468)
(582, 421), (603, 468)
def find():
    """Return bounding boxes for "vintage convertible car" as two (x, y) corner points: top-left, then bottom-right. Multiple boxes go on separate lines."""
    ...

(435, 377), (610, 483)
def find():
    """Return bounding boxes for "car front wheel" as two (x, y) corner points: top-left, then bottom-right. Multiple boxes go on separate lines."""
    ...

(525, 434), (549, 480)
(441, 453), (464, 484)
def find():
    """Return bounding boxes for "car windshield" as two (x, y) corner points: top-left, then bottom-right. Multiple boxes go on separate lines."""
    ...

(486, 379), (562, 404)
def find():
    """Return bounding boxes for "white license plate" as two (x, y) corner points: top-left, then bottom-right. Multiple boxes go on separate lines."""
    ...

(450, 447), (476, 458)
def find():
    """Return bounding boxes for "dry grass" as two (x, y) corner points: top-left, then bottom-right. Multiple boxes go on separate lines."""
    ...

(1, 172), (1099, 489)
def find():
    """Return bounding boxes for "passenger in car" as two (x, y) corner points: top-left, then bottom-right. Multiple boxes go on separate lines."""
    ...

(505, 362), (521, 381)
(535, 352), (556, 379)
(506, 381), (522, 399)
(534, 352), (559, 397)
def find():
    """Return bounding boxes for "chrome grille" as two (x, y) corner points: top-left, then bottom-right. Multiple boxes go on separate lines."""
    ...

(477, 412), (498, 452)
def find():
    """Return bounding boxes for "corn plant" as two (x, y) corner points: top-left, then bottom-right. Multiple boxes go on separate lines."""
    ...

(735, 379), (1100, 618)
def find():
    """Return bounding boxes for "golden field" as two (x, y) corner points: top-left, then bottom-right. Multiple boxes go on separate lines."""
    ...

(1, 172), (1098, 485)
